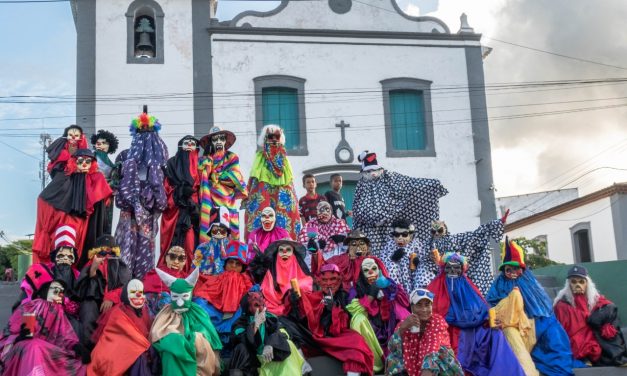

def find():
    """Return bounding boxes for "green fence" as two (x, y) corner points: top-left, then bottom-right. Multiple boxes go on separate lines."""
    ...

(534, 260), (627, 325)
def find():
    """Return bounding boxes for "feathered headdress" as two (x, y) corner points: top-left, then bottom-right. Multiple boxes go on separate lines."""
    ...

(130, 112), (162, 135)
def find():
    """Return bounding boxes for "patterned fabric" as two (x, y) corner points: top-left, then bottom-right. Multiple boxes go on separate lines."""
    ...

(386, 314), (462, 376)
(432, 219), (504, 295)
(353, 171), (447, 257)
(297, 217), (350, 254)
(298, 194), (327, 222)
(198, 151), (247, 243)
(324, 190), (349, 221)
(380, 237), (430, 292)
(262, 143), (287, 178)
(245, 178), (301, 240)
(193, 238), (229, 275)
(115, 132), (168, 280)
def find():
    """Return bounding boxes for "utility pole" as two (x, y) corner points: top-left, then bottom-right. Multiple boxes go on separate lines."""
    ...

(39, 133), (51, 191)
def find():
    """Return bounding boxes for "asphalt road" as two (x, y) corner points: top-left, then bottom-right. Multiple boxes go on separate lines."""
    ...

(0, 282), (20, 326)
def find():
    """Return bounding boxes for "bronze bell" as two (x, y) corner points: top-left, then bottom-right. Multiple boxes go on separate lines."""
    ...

(136, 32), (154, 51)
(135, 17), (154, 57)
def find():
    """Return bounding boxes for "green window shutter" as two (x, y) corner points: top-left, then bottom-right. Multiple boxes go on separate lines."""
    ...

(262, 87), (300, 150)
(389, 90), (426, 150)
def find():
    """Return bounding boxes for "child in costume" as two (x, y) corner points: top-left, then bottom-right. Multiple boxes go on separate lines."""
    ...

(194, 210), (231, 275)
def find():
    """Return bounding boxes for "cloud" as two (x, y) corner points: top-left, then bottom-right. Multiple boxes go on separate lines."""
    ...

(404, 3), (421, 16)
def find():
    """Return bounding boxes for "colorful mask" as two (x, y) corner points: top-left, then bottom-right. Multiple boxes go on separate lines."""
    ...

(278, 244), (294, 261)
(430, 220), (448, 238)
(247, 291), (266, 315)
(569, 277), (587, 295)
(211, 134), (226, 152)
(361, 258), (379, 284)
(503, 265), (522, 280)
(76, 156), (93, 173)
(94, 138), (109, 152)
(319, 271), (342, 295)
(165, 246), (186, 271)
(127, 279), (145, 309)
(55, 247), (75, 266)
(348, 239), (369, 260)
(157, 268), (200, 313)
(181, 137), (197, 152)
(392, 225), (415, 247)
(261, 207), (276, 231)
(444, 261), (462, 278)
(47, 281), (64, 304)
(317, 201), (332, 223)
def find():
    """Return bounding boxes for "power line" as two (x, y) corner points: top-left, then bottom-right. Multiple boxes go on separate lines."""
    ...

(0, 139), (39, 160)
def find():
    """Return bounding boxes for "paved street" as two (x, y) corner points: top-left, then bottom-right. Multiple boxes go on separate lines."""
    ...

(0, 282), (20, 327)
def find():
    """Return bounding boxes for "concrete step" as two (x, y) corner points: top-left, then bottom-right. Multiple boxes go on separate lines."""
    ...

(574, 366), (627, 376)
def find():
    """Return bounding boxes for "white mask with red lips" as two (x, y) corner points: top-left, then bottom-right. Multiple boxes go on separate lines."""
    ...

(126, 279), (145, 309)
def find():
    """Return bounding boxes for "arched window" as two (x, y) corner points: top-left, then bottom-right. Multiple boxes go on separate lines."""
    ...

(126, 0), (164, 64)
(570, 222), (593, 263)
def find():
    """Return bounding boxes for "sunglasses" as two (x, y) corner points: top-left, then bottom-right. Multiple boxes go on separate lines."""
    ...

(50, 286), (64, 295)
(430, 228), (445, 235)
(413, 289), (434, 301)
(211, 228), (227, 235)
(392, 231), (411, 238)
(211, 135), (226, 142)
(349, 240), (367, 247)
(267, 133), (281, 141)
(168, 254), (186, 262)
(76, 158), (93, 165)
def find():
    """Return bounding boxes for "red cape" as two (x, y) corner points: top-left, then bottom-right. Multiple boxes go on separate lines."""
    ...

(194, 271), (253, 313)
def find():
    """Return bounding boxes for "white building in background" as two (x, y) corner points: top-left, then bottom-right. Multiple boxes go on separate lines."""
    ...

(505, 183), (627, 264)
(496, 188), (579, 223)
(70, 0), (499, 249)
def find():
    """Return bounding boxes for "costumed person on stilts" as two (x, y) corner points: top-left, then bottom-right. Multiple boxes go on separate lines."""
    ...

(91, 129), (120, 234)
(47, 124), (89, 178)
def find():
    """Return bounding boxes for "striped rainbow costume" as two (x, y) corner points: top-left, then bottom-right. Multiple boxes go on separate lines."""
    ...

(198, 150), (247, 243)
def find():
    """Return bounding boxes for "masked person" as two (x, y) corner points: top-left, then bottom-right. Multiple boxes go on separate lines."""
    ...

(0, 267), (89, 376)
(554, 265), (627, 366)
(229, 290), (307, 376)
(386, 288), (463, 376)
(193, 212), (232, 275)
(352, 150), (448, 261)
(486, 237), (574, 376)
(427, 212), (508, 295)
(282, 263), (375, 376)
(88, 279), (156, 375)
(298, 201), (350, 255)
(427, 252), (525, 376)
(34, 149), (112, 265)
(244, 124), (301, 240)
(260, 239), (313, 316)
(150, 268), (222, 376)
(91, 129), (120, 234)
(116, 112), (169, 279)
(47, 124), (89, 178)
(198, 126), (247, 243)
(143, 245), (190, 316)
(194, 241), (253, 348)
(346, 257), (411, 373)
(161, 135), (201, 260)
(76, 235), (131, 348)
(380, 219), (426, 292)
(247, 206), (290, 259)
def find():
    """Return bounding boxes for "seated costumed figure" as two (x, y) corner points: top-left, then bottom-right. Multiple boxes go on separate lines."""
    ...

(281, 263), (375, 376)
(194, 241), (253, 348)
(380, 219), (424, 292)
(46, 124), (89, 177)
(88, 279), (156, 375)
(244, 124), (302, 240)
(193, 210), (231, 275)
(34, 148), (112, 265)
(352, 150), (447, 259)
(143, 245), (190, 317)
(0, 268), (89, 376)
(428, 211), (508, 295)
(554, 265), (627, 366)
(198, 125), (247, 242)
(347, 257), (411, 373)
(91, 129), (119, 234)
(76, 235), (131, 348)
(116, 112), (168, 279)
(297, 201), (350, 256)
(229, 290), (307, 376)
(161, 135), (201, 260)
(150, 267), (222, 376)
(247, 206), (290, 260)
(260, 239), (313, 316)
(427, 252), (525, 376)
(386, 288), (463, 376)
(486, 237), (574, 376)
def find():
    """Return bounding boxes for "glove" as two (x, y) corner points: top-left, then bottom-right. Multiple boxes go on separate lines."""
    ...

(15, 323), (32, 343)
(254, 308), (267, 329)
(307, 238), (319, 253)
(330, 235), (346, 244)
(367, 284), (380, 299)
(73, 343), (92, 364)
(262, 345), (274, 363)
(318, 239), (326, 250)
(600, 323), (618, 339)
(322, 294), (333, 309)
(375, 276), (391, 289)
(391, 248), (405, 262)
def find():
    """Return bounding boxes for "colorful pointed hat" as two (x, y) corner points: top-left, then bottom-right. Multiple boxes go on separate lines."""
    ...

(224, 241), (249, 265)
(499, 236), (526, 270)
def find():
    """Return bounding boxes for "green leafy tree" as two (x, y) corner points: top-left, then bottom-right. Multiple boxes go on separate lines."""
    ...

(501, 236), (561, 270)
(0, 238), (32, 279)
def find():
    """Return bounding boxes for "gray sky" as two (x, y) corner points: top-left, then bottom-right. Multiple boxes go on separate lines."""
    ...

(0, 0), (626, 240)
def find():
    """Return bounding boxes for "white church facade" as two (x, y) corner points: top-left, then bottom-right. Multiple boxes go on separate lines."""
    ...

(71, 0), (498, 249)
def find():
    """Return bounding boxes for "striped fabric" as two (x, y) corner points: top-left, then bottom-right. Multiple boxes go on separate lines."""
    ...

(198, 151), (247, 243)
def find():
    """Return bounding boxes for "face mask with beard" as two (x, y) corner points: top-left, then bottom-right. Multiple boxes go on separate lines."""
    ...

(211, 134), (226, 154)
(569, 277), (587, 295)
(55, 247), (75, 266)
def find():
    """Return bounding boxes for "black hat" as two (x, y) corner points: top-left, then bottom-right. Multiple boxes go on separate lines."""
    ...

(265, 238), (307, 259)
(343, 229), (371, 246)
(567, 265), (588, 279)
(73, 149), (95, 159)
(357, 150), (381, 172)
